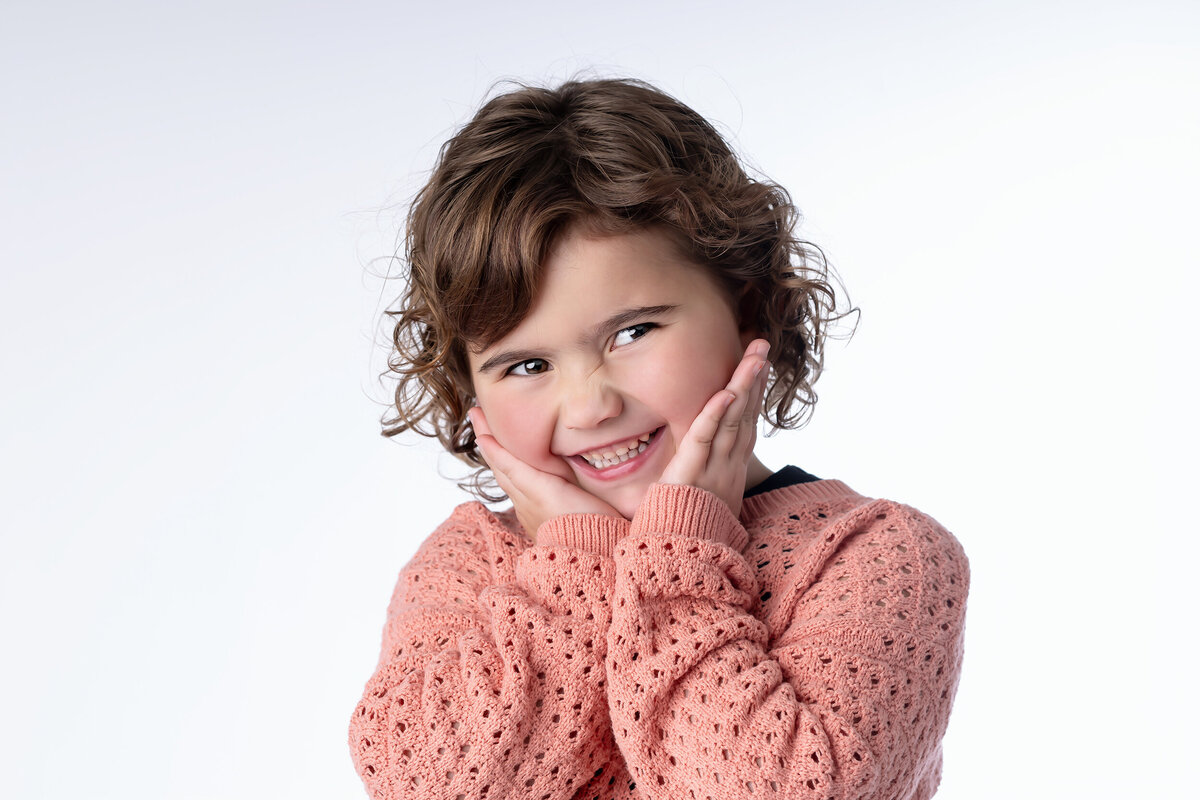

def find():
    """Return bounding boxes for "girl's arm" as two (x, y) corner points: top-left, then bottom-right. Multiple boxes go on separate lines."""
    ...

(605, 484), (968, 799)
(349, 503), (628, 799)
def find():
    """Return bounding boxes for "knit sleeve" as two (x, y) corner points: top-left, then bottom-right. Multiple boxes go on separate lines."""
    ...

(605, 483), (969, 800)
(348, 503), (627, 800)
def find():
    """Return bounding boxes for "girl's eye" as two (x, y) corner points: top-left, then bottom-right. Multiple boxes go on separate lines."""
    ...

(612, 322), (656, 348)
(506, 358), (549, 377)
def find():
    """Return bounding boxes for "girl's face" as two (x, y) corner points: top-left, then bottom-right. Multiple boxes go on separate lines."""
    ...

(468, 225), (754, 519)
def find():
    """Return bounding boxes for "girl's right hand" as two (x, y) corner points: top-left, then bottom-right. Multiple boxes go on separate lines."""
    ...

(469, 407), (624, 541)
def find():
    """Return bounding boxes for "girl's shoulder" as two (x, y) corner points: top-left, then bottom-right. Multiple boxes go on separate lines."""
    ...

(743, 478), (968, 649)
(401, 501), (530, 586)
(422, 500), (527, 547)
(743, 478), (965, 563)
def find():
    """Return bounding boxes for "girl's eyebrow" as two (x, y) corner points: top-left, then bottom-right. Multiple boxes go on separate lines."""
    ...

(580, 305), (677, 348)
(474, 305), (677, 375)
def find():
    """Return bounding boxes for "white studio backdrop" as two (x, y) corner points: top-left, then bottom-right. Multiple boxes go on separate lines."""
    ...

(1, 1), (1196, 797)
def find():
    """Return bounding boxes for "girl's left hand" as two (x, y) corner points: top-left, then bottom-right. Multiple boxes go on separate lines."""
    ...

(658, 339), (770, 519)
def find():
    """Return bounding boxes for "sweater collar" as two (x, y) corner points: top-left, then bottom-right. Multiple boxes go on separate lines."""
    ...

(739, 479), (865, 523)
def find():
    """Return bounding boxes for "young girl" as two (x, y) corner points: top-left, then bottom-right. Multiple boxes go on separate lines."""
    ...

(350, 78), (969, 800)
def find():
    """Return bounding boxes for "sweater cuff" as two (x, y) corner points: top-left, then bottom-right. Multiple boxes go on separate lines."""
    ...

(535, 513), (631, 556)
(628, 483), (748, 551)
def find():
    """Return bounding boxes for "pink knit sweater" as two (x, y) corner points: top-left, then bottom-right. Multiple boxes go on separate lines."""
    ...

(350, 479), (968, 799)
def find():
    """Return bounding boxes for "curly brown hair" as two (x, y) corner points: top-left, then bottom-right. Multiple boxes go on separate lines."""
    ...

(382, 77), (853, 498)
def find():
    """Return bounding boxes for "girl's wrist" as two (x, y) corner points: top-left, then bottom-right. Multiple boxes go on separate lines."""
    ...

(535, 512), (631, 555)
(629, 483), (747, 549)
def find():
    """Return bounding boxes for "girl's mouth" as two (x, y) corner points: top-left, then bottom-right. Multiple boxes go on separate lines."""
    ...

(571, 427), (663, 478)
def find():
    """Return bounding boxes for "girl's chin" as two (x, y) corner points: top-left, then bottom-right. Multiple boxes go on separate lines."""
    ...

(596, 481), (654, 520)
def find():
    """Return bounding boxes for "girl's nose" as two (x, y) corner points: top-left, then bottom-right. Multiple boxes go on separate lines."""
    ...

(560, 375), (622, 430)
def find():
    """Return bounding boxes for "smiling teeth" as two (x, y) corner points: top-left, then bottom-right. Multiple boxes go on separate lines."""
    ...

(581, 432), (653, 469)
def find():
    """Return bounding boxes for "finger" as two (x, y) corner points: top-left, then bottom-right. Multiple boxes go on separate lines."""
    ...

(472, 424), (537, 497)
(741, 354), (769, 424)
(662, 390), (734, 483)
(468, 408), (495, 468)
(725, 340), (767, 395)
(481, 430), (583, 502)
(734, 364), (768, 459)
(475, 432), (538, 488)
(723, 342), (769, 460)
(726, 340), (770, 406)
(469, 408), (518, 485)
(748, 350), (769, 421)
(467, 406), (492, 440)
(713, 342), (769, 453)
(729, 358), (767, 445)
(473, 433), (519, 495)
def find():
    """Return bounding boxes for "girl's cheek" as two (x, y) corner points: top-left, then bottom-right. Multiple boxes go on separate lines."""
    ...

(662, 360), (732, 416)
(484, 393), (563, 471)
(486, 403), (534, 451)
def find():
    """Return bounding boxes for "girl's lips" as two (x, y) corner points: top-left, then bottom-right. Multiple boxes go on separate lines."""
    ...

(570, 426), (665, 482)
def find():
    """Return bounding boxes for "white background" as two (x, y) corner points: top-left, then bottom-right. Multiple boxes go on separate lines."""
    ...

(2, 1), (1196, 797)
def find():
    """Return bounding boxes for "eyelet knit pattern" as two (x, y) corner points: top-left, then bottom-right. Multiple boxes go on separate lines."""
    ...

(350, 479), (969, 800)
